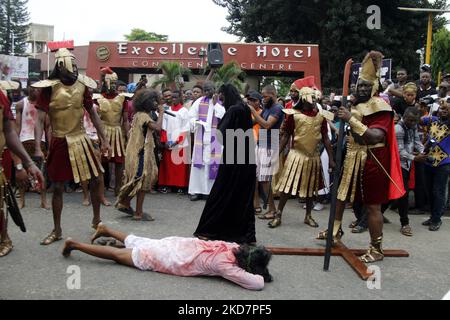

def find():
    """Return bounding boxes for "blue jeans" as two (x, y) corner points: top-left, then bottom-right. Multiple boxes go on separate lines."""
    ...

(425, 164), (450, 224)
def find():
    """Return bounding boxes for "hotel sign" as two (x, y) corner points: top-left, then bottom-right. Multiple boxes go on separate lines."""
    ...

(87, 41), (321, 86)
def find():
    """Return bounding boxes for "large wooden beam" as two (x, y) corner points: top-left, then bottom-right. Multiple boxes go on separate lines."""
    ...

(266, 244), (409, 281)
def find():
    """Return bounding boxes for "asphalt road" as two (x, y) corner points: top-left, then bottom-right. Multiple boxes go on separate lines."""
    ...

(1, 191), (449, 300)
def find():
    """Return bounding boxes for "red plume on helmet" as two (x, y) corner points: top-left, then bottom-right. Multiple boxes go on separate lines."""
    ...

(101, 67), (115, 75)
(292, 76), (318, 91)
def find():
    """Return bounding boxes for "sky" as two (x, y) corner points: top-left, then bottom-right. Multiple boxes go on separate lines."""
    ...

(27, 0), (240, 45)
(27, 0), (450, 46)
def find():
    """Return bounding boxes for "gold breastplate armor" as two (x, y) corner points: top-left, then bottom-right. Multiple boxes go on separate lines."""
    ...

(293, 112), (324, 157)
(49, 81), (85, 138)
(97, 95), (126, 158)
(98, 95), (125, 126)
(275, 111), (324, 198)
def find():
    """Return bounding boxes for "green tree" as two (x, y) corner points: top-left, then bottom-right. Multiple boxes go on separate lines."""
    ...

(0, 0), (30, 55)
(124, 28), (168, 42)
(151, 61), (191, 91)
(213, 0), (448, 88)
(431, 28), (450, 80)
(211, 61), (246, 92)
(260, 77), (296, 98)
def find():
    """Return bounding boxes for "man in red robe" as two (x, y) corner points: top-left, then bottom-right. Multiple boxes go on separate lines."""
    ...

(158, 90), (190, 194)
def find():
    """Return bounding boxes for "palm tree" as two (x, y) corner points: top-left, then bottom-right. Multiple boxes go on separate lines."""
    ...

(151, 61), (191, 91)
(211, 61), (246, 92)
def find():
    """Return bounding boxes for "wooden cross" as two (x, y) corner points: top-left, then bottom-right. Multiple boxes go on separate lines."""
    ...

(267, 242), (409, 280)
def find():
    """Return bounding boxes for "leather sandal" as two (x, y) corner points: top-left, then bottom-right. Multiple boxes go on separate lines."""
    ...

(304, 216), (319, 228)
(352, 225), (368, 233)
(40, 232), (63, 246)
(349, 220), (359, 229)
(400, 225), (413, 237)
(317, 230), (328, 240)
(268, 211), (282, 229)
(258, 211), (277, 220)
(316, 228), (344, 243)
(360, 247), (384, 263)
(0, 240), (13, 257)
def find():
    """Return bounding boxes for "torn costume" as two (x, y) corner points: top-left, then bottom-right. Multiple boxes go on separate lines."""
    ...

(117, 112), (158, 202)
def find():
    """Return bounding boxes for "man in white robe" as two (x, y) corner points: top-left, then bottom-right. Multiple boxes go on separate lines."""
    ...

(188, 82), (225, 201)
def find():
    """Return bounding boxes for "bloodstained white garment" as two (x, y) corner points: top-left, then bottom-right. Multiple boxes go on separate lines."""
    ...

(20, 98), (45, 143)
(125, 235), (265, 291)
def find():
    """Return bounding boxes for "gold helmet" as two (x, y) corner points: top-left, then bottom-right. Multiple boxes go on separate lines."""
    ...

(291, 77), (320, 104)
(101, 67), (118, 91)
(359, 51), (384, 97)
(55, 48), (76, 73)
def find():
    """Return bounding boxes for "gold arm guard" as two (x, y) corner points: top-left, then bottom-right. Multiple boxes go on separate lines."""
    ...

(348, 117), (368, 136)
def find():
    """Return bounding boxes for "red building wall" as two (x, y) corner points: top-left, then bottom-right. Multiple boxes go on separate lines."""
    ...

(87, 41), (322, 89)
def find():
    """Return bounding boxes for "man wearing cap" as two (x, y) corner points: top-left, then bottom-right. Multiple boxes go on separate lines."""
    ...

(318, 51), (405, 263)
(270, 83), (301, 200)
(33, 48), (111, 245)
(248, 85), (284, 219)
(430, 82), (450, 115)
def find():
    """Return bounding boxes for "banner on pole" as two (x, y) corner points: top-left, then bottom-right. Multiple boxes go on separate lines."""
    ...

(351, 59), (392, 84)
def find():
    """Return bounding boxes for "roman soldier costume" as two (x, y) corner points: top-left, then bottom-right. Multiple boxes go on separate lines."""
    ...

(269, 79), (334, 229)
(96, 68), (127, 163)
(276, 88), (326, 199)
(33, 48), (109, 245)
(33, 49), (103, 184)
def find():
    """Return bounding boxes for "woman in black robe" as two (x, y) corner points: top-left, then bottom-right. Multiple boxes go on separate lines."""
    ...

(194, 84), (257, 244)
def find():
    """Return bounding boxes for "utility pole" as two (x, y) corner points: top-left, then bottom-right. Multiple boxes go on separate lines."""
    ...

(11, 34), (15, 55)
(398, 7), (450, 65)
